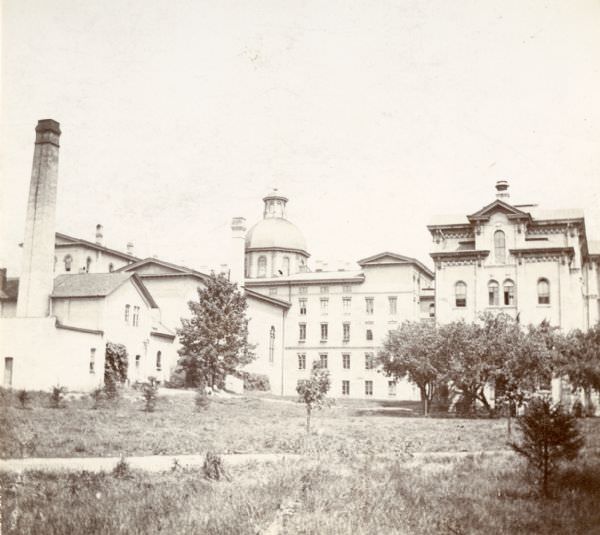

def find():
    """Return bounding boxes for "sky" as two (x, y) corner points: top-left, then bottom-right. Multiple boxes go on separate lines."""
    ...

(1, 0), (599, 276)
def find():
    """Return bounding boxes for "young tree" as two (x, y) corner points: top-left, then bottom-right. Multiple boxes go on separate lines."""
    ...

(104, 342), (128, 398)
(510, 397), (584, 497)
(379, 321), (446, 415)
(177, 273), (255, 389)
(297, 361), (331, 434)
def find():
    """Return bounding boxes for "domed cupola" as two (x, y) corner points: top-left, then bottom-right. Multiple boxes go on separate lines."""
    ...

(245, 189), (310, 278)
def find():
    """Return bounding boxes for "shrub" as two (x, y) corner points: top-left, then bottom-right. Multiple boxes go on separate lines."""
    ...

(572, 399), (584, 418)
(237, 371), (271, 391)
(17, 390), (31, 409)
(104, 342), (128, 399)
(141, 382), (159, 412)
(112, 456), (132, 479)
(195, 383), (211, 411)
(203, 451), (228, 481)
(89, 387), (105, 409)
(49, 385), (67, 409)
(510, 398), (584, 497)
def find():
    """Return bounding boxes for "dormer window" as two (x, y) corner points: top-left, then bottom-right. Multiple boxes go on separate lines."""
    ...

(494, 230), (506, 264)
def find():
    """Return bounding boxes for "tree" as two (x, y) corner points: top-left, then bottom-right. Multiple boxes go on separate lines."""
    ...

(296, 361), (331, 434)
(104, 342), (128, 398)
(177, 273), (255, 389)
(379, 321), (446, 415)
(510, 397), (584, 497)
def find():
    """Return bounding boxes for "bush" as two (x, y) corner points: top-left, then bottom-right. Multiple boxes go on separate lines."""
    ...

(203, 451), (228, 481)
(49, 385), (67, 409)
(112, 455), (132, 479)
(572, 399), (584, 418)
(17, 390), (31, 409)
(89, 387), (105, 409)
(141, 382), (159, 412)
(195, 383), (211, 411)
(510, 398), (584, 497)
(104, 342), (128, 399)
(237, 371), (270, 392)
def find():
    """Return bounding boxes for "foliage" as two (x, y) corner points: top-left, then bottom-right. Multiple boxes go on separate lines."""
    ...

(379, 321), (447, 415)
(203, 451), (229, 481)
(177, 273), (255, 389)
(141, 382), (160, 412)
(195, 383), (211, 411)
(89, 387), (105, 409)
(510, 397), (584, 497)
(112, 455), (133, 479)
(104, 342), (129, 399)
(49, 385), (67, 409)
(17, 390), (31, 409)
(297, 361), (331, 434)
(236, 371), (271, 391)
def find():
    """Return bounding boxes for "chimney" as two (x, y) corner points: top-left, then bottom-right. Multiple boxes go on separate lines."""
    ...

(0, 268), (6, 294)
(495, 180), (510, 200)
(95, 224), (104, 246)
(17, 119), (61, 317)
(230, 217), (247, 287)
(127, 242), (134, 256)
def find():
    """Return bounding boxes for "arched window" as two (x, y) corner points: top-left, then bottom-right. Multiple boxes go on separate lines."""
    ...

(86, 257), (92, 273)
(282, 257), (290, 276)
(257, 256), (267, 278)
(108, 263), (114, 273)
(64, 255), (73, 272)
(268, 326), (275, 363)
(156, 351), (162, 371)
(503, 279), (515, 306)
(494, 230), (506, 264)
(537, 278), (550, 304)
(455, 281), (467, 307)
(488, 280), (499, 306)
(429, 303), (435, 318)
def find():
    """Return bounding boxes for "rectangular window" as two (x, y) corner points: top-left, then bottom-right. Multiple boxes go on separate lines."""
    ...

(156, 351), (162, 371)
(320, 323), (328, 341)
(132, 306), (140, 327)
(299, 323), (306, 341)
(269, 287), (278, 296)
(365, 352), (374, 370)
(124, 304), (130, 323)
(320, 298), (329, 313)
(343, 322), (350, 342)
(319, 353), (328, 369)
(388, 381), (397, 397)
(342, 284), (352, 293)
(298, 353), (306, 370)
(366, 329), (373, 341)
(299, 298), (307, 315)
(89, 348), (96, 374)
(342, 380), (350, 396)
(342, 353), (350, 369)
(365, 297), (374, 315)
(320, 285), (329, 294)
(298, 286), (308, 294)
(342, 297), (351, 312)
(388, 296), (397, 315)
(365, 380), (373, 396)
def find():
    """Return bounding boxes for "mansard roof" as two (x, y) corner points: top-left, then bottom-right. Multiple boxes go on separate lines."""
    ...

(55, 232), (140, 262)
(357, 252), (434, 278)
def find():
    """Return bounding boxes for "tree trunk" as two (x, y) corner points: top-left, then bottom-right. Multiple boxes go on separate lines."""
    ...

(419, 385), (429, 416)
(478, 389), (494, 416)
(542, 443), (549, 497)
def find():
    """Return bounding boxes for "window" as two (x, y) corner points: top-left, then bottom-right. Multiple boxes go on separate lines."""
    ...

(342, 297), (351, 312)
(282, 257), (290, 276)
(319, 353), (328, 368)
(343, 322), (350, 342)
(4, 357), (13, 387)
(503, 279), (515, 306)
(269, 326), (275, 363)
(365, 380), (373, 396)
(365, 352), (374, 370)
(299, 298), (307, 315)
(320, 285), (329, 294)
(156, 351), (162, 372)
(257, 256), (267, 278)
(388, 381), (397, 397)
(342, 380), (350, 396)
(298, 286), (308, 294)
(89, 348), (96, 374)
(429, 303), (435, 318)
(365, 297), (374, 315)
(488, 280), (499, 306)
(366, 329), (373, 341)
(320, 323), (328, 341)
(54, 256), (57, 272)
(269, 287), (278, 296)
(299, 323), (306, 341)
(135, 354), (141, 371)
(320, 298), (329, 313)
(298, 353), (306, 370)
(108, 263), (114, 272)
(455, 282), (467, 307)
(388, 296), (397, 315)
(124, 304), (131, 323)
(538, 278), (550, 304)
(64, 255), (73, 272)
(132, 306), (140, 327)
(342, 284), (352, 293)
(86, 256), (92, 273)
(342, 353), (350, 369)
(494, 230), (506, 264)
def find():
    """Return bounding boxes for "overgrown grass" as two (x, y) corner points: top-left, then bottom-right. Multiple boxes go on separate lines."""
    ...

(2, 453), (600, 534)
(2, 388), (600, 459)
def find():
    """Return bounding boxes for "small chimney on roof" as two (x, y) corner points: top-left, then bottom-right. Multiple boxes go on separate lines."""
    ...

(495, 180), (510, 200)
(95, 224), (104, 246)
(127, 242), (134, 256)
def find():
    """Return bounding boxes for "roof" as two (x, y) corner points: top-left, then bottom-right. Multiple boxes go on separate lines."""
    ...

(245, 270), (365, 286)
(244, 288), (291, 309)
(0, 278), (19, 301)
(589, 240), (600, 257)
(151, 321), (176, 339)
(51, 272), (158, 308)
(55, 232), (140, 262)
(117, 257), (209, 280)
(357, 252), (434, 278)
(245, 218), (309, 255)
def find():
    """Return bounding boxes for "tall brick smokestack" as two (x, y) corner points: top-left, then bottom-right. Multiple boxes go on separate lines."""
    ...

(16, 119), (61, 317)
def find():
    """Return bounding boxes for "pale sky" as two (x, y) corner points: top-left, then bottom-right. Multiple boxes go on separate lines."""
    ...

(2, 0), (599, 276)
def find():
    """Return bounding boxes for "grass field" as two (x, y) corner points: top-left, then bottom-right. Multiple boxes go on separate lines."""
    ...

(2, 388), (600, 534)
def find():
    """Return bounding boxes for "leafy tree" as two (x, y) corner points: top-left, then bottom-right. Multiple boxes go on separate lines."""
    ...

(177, 273), (255, 389)
(379, 321), (447, 415)
(510, 397), (584, 497)
(297, 361), (331, 434)
(104, 342), (128, 399)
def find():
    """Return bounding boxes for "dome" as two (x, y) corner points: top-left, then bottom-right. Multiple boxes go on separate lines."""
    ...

(246, 218), (308, 254)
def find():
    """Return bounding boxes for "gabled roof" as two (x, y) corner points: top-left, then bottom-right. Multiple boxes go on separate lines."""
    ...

(51, 272), (158, 308)
(467, 199), (532, 223)
(117, 257), (209, 281)
(55, 232), (140, 262)
(357, 252), (434, 278)
(245, 288), (291, 309)
(0, 278), (19, 301)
